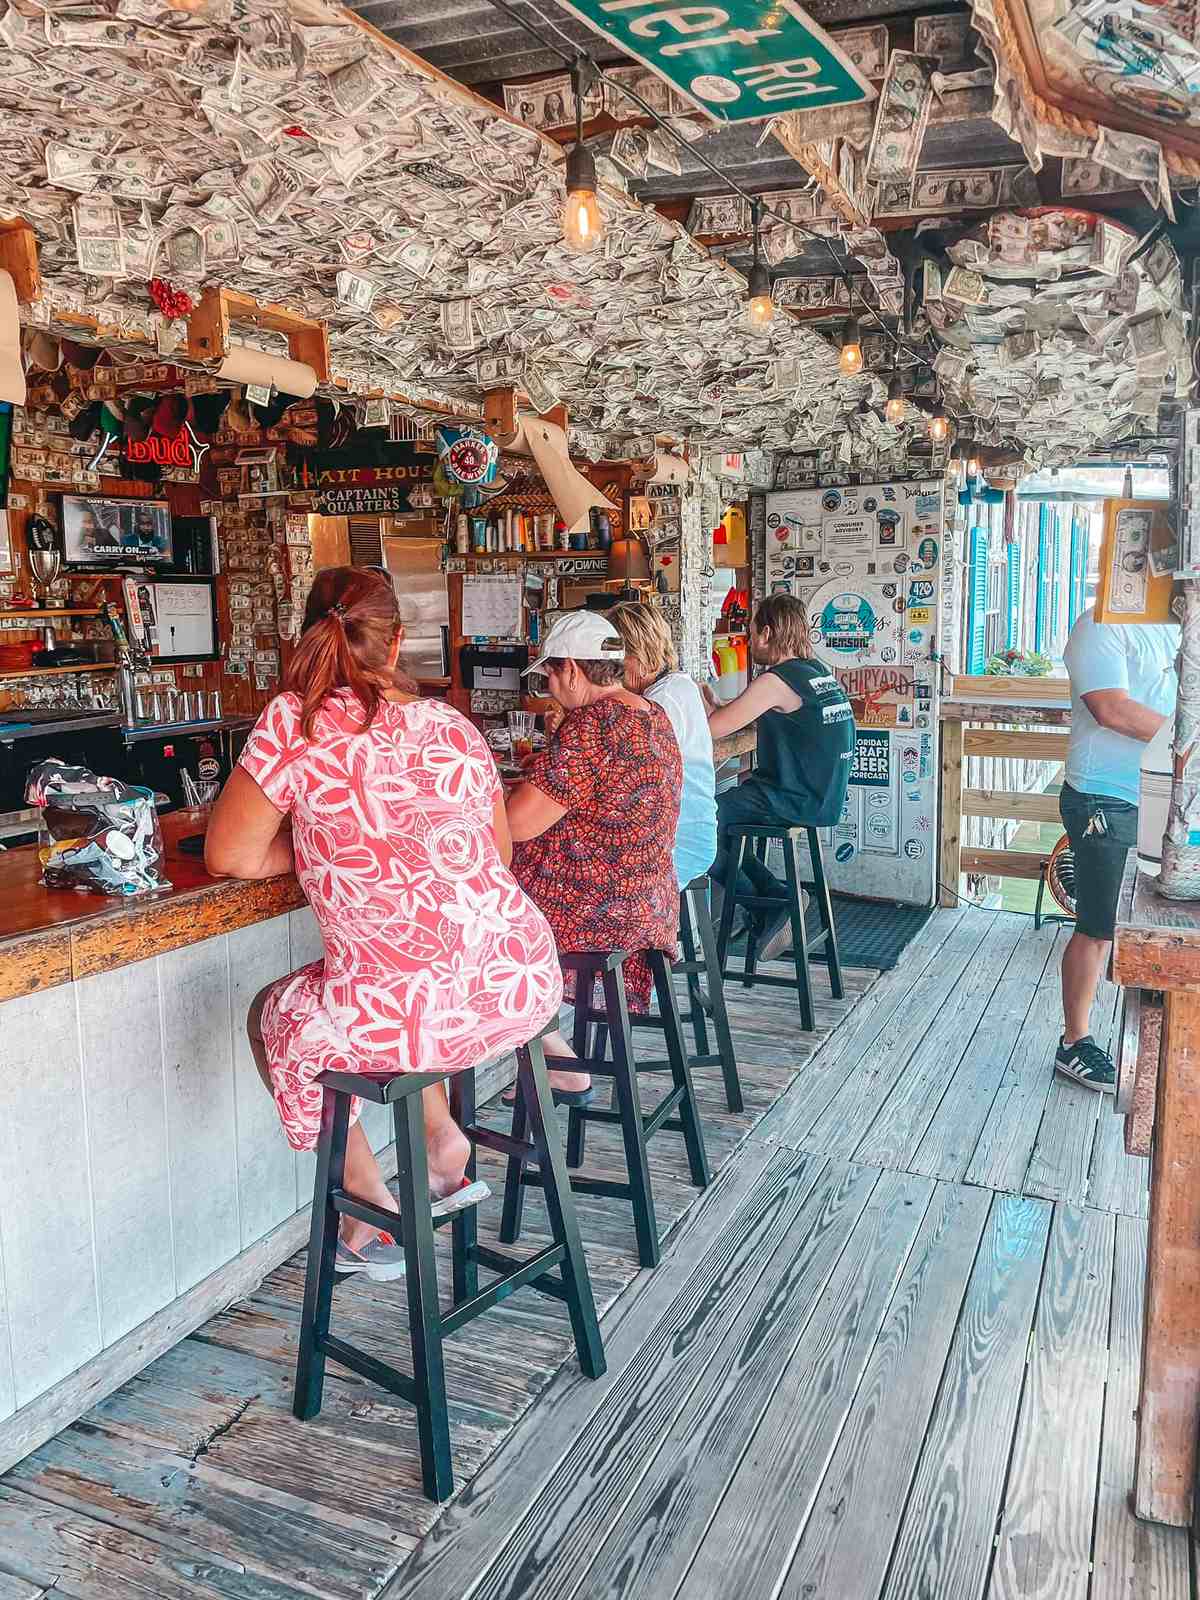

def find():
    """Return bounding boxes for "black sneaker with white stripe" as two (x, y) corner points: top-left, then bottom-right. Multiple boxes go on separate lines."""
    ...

(1054, 1034), (1116, 1094)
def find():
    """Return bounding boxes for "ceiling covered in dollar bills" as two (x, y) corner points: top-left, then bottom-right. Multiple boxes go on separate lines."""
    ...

(1, 0), (1190, 463)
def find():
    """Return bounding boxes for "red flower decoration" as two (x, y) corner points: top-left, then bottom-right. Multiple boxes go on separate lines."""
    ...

(148, 278), (195, 320)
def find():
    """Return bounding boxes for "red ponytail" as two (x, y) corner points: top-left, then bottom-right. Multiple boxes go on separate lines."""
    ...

(286, 566), (410, 738)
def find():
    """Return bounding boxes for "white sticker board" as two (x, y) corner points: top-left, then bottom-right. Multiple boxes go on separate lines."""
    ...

(147, 579), (217, 661)
(764, 478), (944, 906)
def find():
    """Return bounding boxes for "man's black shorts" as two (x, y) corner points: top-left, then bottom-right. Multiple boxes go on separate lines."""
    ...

(1059, 782), (1138, 940)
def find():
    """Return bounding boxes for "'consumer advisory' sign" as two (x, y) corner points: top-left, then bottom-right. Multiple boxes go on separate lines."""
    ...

(553, 0), (876, 123)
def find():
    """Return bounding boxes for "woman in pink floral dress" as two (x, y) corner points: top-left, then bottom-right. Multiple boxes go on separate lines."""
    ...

(206, 567), (562, 1278)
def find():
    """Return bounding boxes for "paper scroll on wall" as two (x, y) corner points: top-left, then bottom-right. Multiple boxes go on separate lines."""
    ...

(0, 270), (26, 406)
(630, 451), (689, 486)
(216, 342), (318, 398)
(500, 413), (616, 534)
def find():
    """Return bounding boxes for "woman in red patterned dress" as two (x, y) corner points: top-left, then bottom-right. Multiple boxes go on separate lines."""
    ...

(506, 611), (682, 1102)
(205, 568), (563, 1280)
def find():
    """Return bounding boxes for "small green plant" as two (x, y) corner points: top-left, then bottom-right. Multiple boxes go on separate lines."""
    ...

(984, 647), (1053, 677)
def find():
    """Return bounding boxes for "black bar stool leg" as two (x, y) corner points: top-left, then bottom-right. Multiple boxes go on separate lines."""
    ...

(393, 1091), (453, 1503)
(782, 830), (816, 1031)
(565, 972), (595, 1169)
(448, 1071), (478, 1305)
(293, 1088), (351, 1422)
(498, 1075), (530, 1244)
(690, 882), (743, 1113)
(678, 891), (710, 1060)
(605, 965), (660, 1269)
(650, 952), (710, 1190)
(518, 1039), (606, 1380)
(808, 827), (844, 999)
(715, 832), (746, 970)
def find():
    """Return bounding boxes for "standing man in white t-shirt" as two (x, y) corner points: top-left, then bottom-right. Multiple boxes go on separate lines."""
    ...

(1056, 607), (1178, 1090)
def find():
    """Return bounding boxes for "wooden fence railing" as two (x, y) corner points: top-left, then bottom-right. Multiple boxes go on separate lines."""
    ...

(939, 688), (1071, 906)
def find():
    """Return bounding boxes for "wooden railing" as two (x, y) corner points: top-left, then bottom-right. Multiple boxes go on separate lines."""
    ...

(939, 681), (1072, 906)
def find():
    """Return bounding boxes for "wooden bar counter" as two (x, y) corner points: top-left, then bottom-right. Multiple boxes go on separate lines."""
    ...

(1113, 861), (1200, 1527)
(0, 813), (385, 1477)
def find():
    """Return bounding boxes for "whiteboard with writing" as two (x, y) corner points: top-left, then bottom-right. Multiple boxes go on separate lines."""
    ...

(148, 580), (217, 661)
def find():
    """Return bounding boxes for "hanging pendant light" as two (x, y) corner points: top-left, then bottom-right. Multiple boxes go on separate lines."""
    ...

(928, 408), (949, 443)
(838, 316), (863, 377)
(562, 65), (602, 253)
(745, 200), (774, 328)
(884, 378), (905, 423)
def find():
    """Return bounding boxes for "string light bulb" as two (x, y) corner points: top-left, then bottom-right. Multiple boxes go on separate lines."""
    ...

(563, 141), (602, 253)
(838, 317), (863, 377)
(884, 378), (904, 423)
(745, 200), (774, 327)
(562, 66), (602, 253)
(928, 410), (949, 443)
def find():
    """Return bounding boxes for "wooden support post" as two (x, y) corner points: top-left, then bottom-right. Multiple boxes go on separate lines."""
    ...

(186, 285), (331, 384)
(0, 220), (41, 303)
(483, 386), (518, 440)
(482, 388), (567, 439)
(938, 719), (964, 907)
(1135, 987), (1200, 1524)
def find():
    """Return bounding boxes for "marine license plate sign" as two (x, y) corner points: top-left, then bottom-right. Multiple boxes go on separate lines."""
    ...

(550, 0), (876, 123)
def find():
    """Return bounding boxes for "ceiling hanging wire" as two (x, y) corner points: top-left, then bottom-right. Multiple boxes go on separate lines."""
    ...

(483, 0), (928, 369)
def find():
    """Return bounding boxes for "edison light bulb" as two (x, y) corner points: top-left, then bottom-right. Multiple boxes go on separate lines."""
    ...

(563, 142), (603, 253)
(885, 385), (904, 423)
(839, 339), (863, 377)
(564, 186), (602, 252)
(967, 456), (981, 478)
(746, 261), (773, 327)
(928, 412), (949, 442)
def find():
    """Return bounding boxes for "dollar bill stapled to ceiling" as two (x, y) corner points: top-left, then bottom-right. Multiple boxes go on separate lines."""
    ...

(920, 210), (1186, 462)
(969, 0), (1200, 214)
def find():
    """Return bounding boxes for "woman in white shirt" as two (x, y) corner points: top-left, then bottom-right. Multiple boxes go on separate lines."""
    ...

(608, 602), (717, 887)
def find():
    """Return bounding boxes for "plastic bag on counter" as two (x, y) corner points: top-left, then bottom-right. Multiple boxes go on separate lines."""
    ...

(25, 758), (171, 897)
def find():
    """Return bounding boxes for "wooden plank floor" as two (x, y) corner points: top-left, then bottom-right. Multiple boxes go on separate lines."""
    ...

(0, 909), (1189, 1600)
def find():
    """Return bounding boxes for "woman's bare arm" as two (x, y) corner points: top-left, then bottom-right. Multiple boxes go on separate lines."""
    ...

(707, 671), (797, 737)
(506, 780), (567, 842)
(205, 768), (296, 880)
(492, 792), (514, 866)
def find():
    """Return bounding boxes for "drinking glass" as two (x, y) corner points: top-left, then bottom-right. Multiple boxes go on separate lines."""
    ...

(507, 710), (536, 765)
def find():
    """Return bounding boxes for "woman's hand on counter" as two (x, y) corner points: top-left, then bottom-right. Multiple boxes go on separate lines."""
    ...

(205, 769), (296, 880)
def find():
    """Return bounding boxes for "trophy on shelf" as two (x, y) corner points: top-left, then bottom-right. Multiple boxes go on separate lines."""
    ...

(25, 514), (62, 609)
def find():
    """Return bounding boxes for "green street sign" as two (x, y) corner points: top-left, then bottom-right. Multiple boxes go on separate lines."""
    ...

(551, 0), (877, 124)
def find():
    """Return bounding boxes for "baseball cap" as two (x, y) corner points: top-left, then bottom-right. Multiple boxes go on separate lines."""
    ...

(522, 610), (625, 674)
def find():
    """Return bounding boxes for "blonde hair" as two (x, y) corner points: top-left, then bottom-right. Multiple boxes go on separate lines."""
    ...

(607, 602), (678, 677)
(753, 593), (812, 662)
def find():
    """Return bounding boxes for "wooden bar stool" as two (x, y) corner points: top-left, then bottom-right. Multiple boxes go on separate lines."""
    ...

(293, 1035), (605, 1503)
(629, 879), (743, 1113)
(499, 950), (710, 1270)
(715, 825), (844, 1032)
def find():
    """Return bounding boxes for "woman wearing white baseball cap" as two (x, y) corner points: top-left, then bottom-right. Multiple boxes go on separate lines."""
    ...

(504, 610), (682, 1102)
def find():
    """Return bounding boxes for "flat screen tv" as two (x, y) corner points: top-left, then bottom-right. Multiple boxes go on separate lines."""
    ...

(60, 495), (173, 568)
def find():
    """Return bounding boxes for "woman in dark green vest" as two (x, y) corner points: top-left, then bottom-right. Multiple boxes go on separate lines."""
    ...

(707, 594), (855, 952)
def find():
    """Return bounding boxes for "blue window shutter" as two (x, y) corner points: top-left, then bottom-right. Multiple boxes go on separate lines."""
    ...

(1068, 507), (1087, 625)
(1034, 505), (1048, 652)
(1006, 540), (1021, 648)
(966, 524), (989, 673)
(1050, 510), (1063, 642)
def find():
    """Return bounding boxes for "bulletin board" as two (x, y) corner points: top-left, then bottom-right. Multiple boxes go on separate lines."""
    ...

(147, 577), (219, 663)
(763, 478), (944, 907)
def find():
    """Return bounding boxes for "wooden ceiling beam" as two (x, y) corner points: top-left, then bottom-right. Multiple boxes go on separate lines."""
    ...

(0, 220), (41, 304)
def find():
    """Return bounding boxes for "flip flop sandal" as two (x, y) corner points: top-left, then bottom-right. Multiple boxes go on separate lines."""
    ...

(501, 1083), (596, 1108)
(431, 1178), (491, 1218)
